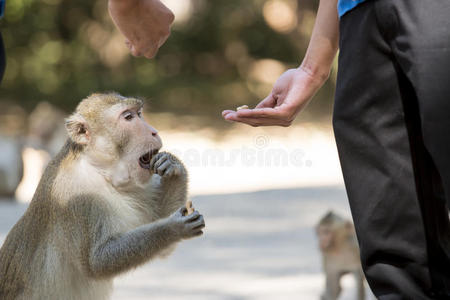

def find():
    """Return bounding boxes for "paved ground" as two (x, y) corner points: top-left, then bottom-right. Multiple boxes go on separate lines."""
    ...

(0, 187), (375, 300)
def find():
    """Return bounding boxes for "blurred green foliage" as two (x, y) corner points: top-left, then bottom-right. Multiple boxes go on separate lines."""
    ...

(0, 0), (335, 124)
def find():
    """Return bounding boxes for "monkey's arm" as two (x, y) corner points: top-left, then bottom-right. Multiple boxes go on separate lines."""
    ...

(68, 195), (204, 279)
(88, 208), (203, 278)
(150, 152), (188, 217)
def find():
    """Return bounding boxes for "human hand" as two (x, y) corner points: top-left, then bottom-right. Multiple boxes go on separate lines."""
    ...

(222, 66), (326, 127)
(108, 0), (174, 59)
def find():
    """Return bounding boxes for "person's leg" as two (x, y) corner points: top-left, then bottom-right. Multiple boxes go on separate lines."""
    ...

(333, 2), (434, 299)
(387, 0), (450, 295)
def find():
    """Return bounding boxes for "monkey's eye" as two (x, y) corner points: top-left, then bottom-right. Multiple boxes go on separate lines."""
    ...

(123, 112), (134, 121)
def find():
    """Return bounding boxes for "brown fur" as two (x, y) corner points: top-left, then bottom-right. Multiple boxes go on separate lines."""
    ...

(0, 93), (205, 300)
(0, 141), (72, 298)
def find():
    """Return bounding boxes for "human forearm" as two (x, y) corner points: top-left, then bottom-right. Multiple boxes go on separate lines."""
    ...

(300, 0), (339, 84)
(222, 0), (340, 127)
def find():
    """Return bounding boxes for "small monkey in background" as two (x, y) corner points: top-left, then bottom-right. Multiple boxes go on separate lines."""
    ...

(316, 211), (365, 300)
(0, 93), (205, 300)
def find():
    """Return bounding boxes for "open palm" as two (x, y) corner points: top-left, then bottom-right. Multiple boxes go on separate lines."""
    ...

(222, 67), (324, 127)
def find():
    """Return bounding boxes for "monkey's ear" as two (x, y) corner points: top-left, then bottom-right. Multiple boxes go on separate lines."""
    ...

(65, 113), (90, 145)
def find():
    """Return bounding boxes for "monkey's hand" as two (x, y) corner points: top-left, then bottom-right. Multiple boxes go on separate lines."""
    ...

(168, 206), (205, 239)
(150, 152), (186, 178)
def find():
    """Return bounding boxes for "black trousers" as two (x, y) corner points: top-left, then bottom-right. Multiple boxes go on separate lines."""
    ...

(333, 0), (450, 299)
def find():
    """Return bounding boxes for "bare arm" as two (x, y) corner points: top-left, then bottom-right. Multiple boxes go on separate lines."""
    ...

(222, 0), (339, 127)
(301, 0), (340, 82)
(68, 193), (204, 279)
(150, 151), (189, 218)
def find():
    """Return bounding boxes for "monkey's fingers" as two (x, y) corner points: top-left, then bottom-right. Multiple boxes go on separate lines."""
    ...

(184, 210), (201, 222)
(182, 218), (205, 239)
(150, 152), (166, 172)
(192, 223), (205, 231)
(156, 160), (171, 176)
(187, 215), (205, 230)
(193, 230), (204, 237)
(152, 155), (167, 174)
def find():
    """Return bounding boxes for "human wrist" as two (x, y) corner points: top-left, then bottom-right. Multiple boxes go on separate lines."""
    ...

(299, 58), (332, 86)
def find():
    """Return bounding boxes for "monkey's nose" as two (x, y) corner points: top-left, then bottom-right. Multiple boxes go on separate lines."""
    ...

(148, 126), (158, 136)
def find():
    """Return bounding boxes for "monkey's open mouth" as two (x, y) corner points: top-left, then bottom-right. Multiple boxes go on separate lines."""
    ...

(139, 149), (159, 169)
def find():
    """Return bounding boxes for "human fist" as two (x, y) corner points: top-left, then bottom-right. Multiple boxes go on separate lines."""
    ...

(109, 0), (174, 59)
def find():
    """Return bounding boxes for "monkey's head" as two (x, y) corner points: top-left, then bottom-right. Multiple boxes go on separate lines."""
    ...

(65, 93), (162, 189)
(316, 211), (354, 251)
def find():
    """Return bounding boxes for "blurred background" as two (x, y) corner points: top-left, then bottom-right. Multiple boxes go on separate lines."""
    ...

(0, 0), (372, 299)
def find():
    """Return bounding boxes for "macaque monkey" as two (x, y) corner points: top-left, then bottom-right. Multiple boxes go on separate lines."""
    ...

(0, 136), (23, 197)
(0, 93), (205, 300)
(316, 211), (365, 300)
(28, 101), (67, 156)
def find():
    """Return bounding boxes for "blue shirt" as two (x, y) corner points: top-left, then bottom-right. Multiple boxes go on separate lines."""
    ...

(338, 0), (367, 17)
(0, 0), (5, 19)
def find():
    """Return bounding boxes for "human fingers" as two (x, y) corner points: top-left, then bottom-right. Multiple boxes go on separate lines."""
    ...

(221, 95), (275, 120)
(222, 109), (280, 122)
(222, 110), (236, 118)
(235, 106), (295, 123)
(157, 28), (171, 48)
(125, 39), (132, 50)
(142, 44), (159, 59)
(129, 44), (142, 57)
(255, 93), (277, 109)
(224, 113), (292, 127)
